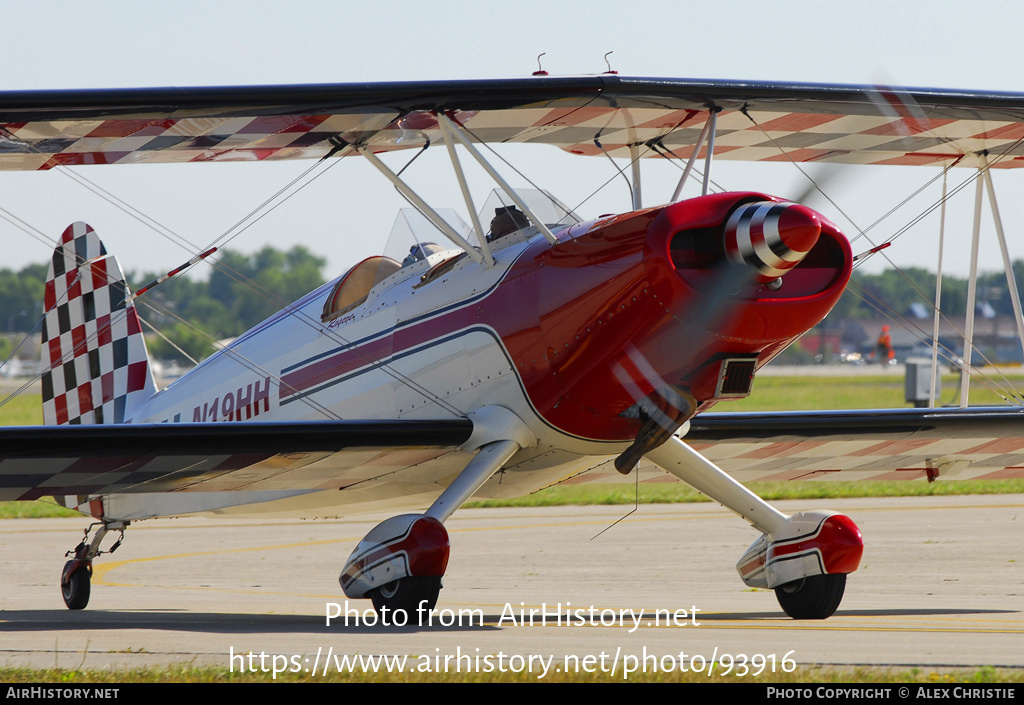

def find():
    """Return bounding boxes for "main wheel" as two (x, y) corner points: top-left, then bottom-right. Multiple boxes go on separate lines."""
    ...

(61, 561), (91, 610)
(774, 573), (845, 619)
(370, 576), (442, 624)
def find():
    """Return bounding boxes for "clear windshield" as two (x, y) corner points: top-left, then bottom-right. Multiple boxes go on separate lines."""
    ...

(474, 188), (581, 241)
(383, 208), (475, 265)
(382, 189), (582, 266)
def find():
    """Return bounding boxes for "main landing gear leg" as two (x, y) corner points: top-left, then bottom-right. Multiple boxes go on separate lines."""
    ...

(61, 522), (127, 610)
(645, 437), (862, 619)
(340, 437), (523, 624)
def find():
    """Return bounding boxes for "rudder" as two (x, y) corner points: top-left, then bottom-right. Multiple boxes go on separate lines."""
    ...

(41, 222), (157, 425)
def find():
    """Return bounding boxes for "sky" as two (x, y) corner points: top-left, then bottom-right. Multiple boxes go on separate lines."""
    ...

(2, 0), (1023, 286)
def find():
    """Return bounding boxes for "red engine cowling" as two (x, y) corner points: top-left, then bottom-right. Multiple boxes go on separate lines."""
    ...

(501, 192), (852, 441)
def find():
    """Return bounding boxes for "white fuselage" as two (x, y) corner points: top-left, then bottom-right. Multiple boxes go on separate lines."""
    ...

(116, 234), (624, 520)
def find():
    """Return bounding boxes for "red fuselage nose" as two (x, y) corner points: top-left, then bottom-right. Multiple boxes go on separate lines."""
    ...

(500, 192), (851, 441)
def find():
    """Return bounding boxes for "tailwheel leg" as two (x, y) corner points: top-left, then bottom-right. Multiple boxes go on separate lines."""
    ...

(61, 522), (126, 610)
(645, 437), (862, 619)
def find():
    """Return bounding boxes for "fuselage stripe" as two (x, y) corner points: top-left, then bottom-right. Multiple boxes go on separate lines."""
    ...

(280, 327), (492, 405)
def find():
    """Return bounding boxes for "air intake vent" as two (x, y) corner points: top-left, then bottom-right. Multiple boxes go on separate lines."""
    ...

(715, 358), (757, 397)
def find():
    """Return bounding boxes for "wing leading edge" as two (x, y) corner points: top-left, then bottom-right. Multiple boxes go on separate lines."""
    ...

(2, 76), (1023, 170)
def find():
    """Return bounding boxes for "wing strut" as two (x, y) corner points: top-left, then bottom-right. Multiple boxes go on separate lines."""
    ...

(435, 116), (495, 266)
(929, 169), (948, 408)
(670, 111), (715, 202)
(629, 143), (643, 210)
(960, 156), (1024, 407)
(981, 155), (1024, 368)
(701, 109), (719, 197)
(961, 172), (984, 407)
(437, 114), (559, 245)
(355, 145), (490, 267)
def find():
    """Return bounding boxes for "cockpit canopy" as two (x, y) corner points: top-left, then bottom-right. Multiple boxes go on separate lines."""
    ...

(321, 189), (582, 323)
(380, 189), (581, 262)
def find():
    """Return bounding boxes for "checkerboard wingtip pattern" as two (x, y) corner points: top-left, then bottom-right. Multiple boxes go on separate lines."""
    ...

(41, 223), (157, 426)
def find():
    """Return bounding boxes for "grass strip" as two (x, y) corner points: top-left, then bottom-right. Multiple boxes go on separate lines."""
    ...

(0, 664), (1019, 684)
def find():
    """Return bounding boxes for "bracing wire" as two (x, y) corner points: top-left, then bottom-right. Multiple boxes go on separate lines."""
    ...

(740, 111), (1024, 405)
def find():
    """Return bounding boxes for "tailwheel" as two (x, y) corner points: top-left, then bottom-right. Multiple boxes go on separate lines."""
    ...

(60, 522), (126, 610)
(370, 576), (442, 624)
(61, 561), (92, 610)
(774, 573), (846, 619)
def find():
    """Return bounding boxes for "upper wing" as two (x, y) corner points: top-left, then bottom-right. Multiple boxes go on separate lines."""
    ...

(2, 76), (1023, 170)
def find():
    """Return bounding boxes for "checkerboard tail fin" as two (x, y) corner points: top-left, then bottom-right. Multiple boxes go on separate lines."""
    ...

(41, 223), (157, 425)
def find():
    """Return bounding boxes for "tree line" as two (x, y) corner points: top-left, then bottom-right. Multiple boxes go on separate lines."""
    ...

(830, 260), (1024, 321)
(0, 245), (326, 363)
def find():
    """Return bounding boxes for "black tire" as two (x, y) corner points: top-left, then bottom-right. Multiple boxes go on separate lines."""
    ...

(370, 576), (442, 624)
(61, 562), (91, 610)
(774, 573), (845, 619)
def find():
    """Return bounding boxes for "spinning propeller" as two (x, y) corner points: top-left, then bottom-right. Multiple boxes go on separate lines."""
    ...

(613, 198), (825, 473)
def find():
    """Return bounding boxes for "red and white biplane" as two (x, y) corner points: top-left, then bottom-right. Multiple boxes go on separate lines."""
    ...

(2, 76), (1024, 620)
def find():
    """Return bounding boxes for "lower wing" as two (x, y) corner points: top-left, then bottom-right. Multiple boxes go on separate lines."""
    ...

(687, 407), (1024, 482)
(0, 419), (474, 518)
(566, 407), (1024, 484)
